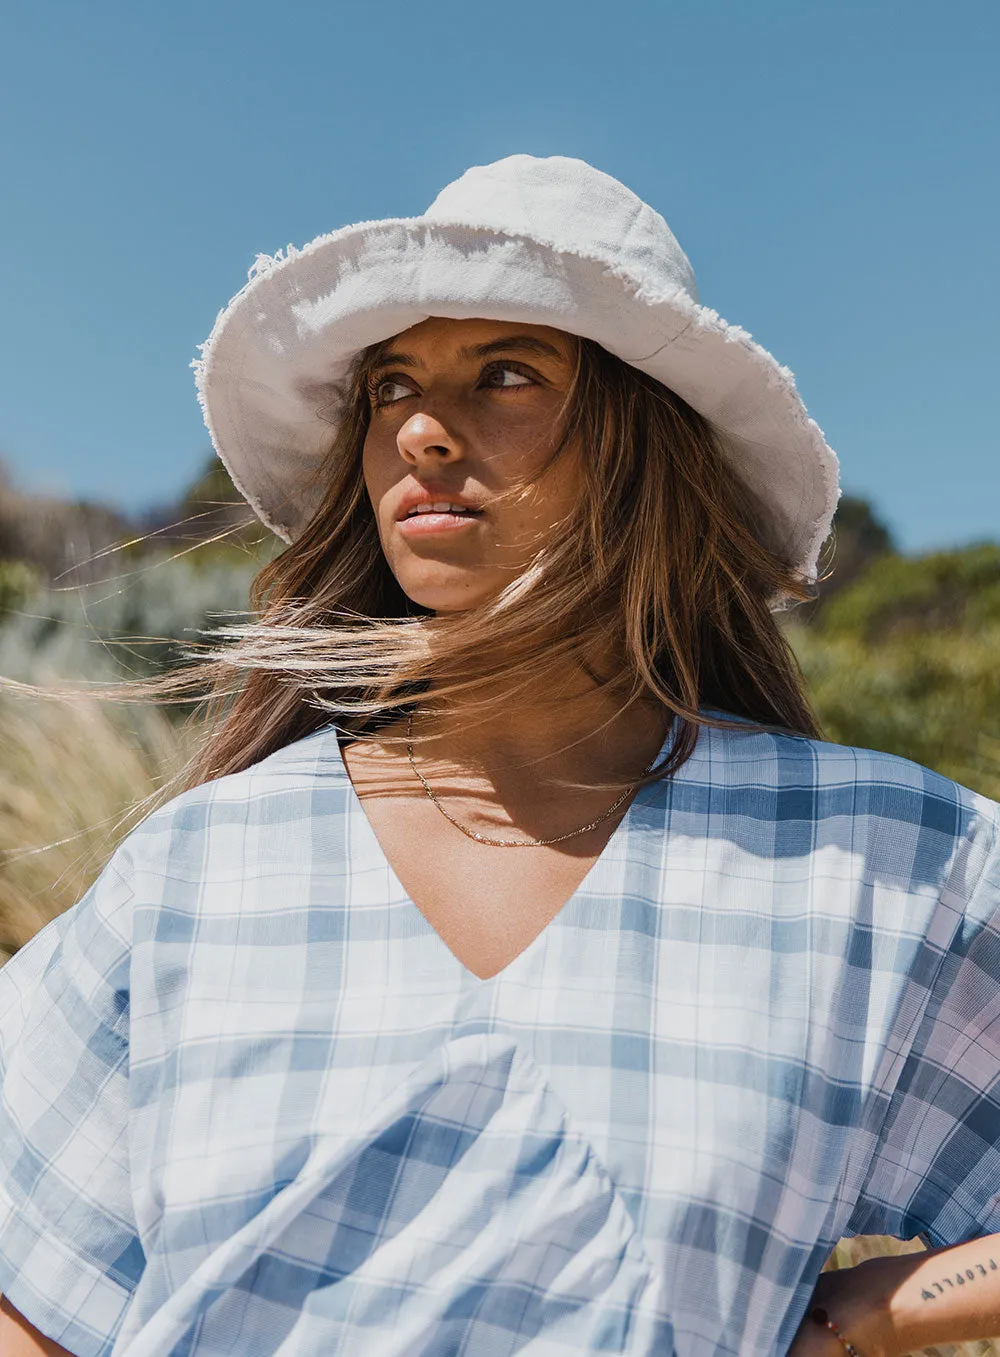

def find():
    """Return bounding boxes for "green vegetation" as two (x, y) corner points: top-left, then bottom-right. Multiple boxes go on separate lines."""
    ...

(0, 456), (264, 960)
(0, 549), (260, 685)
(0, 559), (38, 615)
(788, 544), (1000, 800)
(818, 542), (1000, 641)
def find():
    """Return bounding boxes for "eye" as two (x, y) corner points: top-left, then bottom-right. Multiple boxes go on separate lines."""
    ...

(369, 376), (414, 409)
(481, 363), (535, 390)
(367, 361), (537, 411)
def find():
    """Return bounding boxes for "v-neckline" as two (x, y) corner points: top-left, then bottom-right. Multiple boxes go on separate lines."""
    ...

(329, 726), (672, 984)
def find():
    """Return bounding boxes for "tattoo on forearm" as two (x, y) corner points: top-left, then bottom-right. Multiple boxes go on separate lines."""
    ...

(921, 1257), (997, 1301)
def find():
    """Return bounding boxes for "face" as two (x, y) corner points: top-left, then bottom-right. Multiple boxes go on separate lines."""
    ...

(361, 317), (582, 613)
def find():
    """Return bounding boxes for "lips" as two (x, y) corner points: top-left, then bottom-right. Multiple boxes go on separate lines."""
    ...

(394, 488), (485, 521)
(404, 501), (481, 519)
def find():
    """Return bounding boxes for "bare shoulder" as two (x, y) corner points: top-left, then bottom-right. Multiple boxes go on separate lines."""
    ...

(339, 725), (416, 800)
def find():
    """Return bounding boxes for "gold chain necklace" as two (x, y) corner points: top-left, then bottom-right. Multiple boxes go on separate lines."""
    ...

(405, 712), (658, 848)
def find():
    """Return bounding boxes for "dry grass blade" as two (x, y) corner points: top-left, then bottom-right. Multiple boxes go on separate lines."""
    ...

(0, 691), (190, 962)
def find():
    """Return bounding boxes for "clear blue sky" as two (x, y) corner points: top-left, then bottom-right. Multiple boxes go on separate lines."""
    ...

(1, 0), (997, 553)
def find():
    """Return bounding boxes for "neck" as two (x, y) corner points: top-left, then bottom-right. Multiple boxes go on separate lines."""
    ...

(413, 657), (670, 789)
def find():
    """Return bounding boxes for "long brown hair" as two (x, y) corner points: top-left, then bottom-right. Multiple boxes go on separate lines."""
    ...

(176, 329), (822, 791)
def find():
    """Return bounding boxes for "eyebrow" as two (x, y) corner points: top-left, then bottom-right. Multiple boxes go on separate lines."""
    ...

(369, 334), (567, 371)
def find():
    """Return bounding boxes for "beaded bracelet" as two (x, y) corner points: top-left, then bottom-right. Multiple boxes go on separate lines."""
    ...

(811, 1306), (865, 1356)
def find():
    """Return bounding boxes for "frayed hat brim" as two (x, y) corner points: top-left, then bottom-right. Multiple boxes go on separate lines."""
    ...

(193, 164), (839, 598)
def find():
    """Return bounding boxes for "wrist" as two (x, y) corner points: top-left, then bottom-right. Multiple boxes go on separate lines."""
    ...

(820, 1259), (904, 1357)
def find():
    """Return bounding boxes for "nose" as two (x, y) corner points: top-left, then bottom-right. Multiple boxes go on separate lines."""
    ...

(396, 410), (464, 469)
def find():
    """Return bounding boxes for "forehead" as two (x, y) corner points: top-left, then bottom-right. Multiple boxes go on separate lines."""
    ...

(382, 316), (574, 362)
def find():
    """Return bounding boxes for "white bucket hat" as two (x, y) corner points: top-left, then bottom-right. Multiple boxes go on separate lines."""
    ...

(193, 153), (840, 584)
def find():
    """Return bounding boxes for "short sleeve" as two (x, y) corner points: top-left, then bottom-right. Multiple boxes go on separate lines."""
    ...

(849, 808), (1000, 1246)
(0, 848), (143, 1357)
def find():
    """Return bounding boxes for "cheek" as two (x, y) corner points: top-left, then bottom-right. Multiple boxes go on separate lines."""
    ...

(519, 443), (584, 532)
(361, 435), (396, 516)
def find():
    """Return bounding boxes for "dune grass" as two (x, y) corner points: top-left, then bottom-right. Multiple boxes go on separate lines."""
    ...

(0, 690), (190, 962)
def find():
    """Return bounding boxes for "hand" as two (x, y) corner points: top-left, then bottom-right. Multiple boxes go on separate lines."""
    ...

(786, 1256), (911, 1357)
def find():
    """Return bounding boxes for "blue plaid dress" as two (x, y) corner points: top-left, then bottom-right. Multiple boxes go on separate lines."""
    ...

(1, 718), (999, 1357)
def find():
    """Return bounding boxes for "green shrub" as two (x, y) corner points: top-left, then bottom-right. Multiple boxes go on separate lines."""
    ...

(787, 542), (1000, 801)
(0, 549), (259, 684)
(817, 543), (1000, 643)
(0, 559), (38, 614)
(789, 624), (1000, 800)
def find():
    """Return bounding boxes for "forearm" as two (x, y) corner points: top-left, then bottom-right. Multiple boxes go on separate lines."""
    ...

(875, 1234), (1000, 1355)
(804, 1234), (1000, 1357)
(792, 1235), (1000, 1357)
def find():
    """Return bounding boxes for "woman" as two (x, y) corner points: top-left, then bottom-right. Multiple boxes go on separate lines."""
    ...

(1, 154), (998, 1356)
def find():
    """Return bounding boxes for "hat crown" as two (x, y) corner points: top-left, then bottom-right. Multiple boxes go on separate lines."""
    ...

(423, 153), (699, 304)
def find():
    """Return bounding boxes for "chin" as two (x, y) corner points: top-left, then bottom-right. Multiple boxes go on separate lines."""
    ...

(402, 591), (487, 615)
(396, 572), (497, 615)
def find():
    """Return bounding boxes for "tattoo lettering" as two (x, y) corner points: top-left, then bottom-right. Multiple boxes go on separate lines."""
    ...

(921, 1260), (998, 1300)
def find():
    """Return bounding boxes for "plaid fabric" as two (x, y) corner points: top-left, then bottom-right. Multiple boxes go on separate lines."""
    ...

(1, 719), (998, 1357)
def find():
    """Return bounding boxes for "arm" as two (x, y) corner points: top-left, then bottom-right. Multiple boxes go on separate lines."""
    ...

(0, 1297), (75, 1357)
(788, 1234), (1000, 1356)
